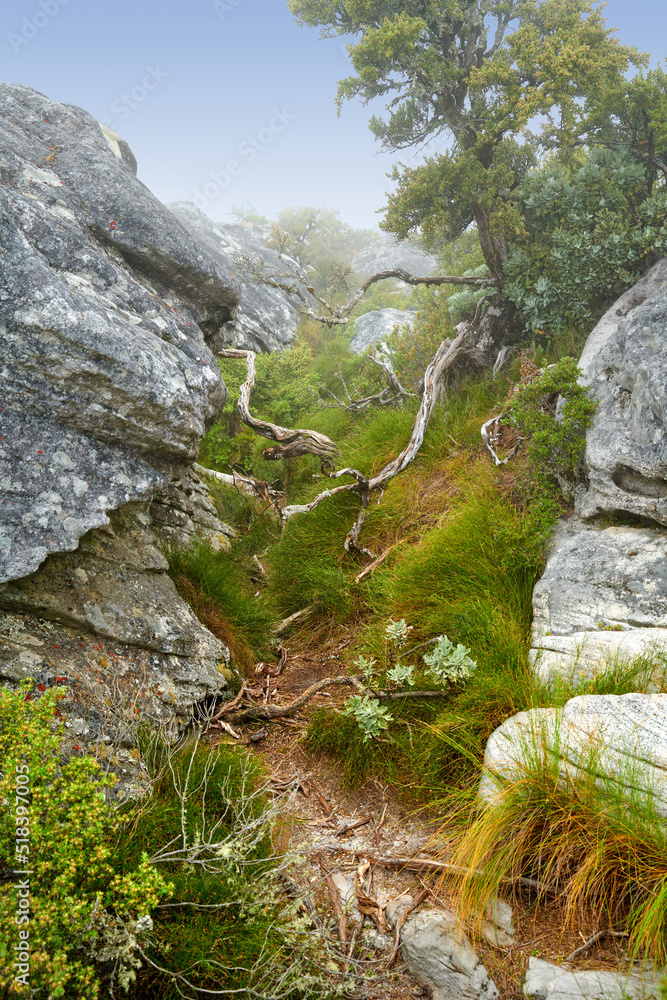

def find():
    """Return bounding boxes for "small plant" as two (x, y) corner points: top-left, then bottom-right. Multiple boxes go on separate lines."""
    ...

(385, 618), (413, 649)
(386, 662), (416, 687)
(423, 636), (478, 684)
(353, 654), (378, 686)
(342, 696), (393, 742)
(0, 684), (170, 999)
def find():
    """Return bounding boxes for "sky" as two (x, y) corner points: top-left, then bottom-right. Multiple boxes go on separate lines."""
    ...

(0, 0), (665, 230)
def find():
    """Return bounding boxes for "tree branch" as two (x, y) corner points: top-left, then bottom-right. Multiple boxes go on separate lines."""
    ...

(218, 349), (338, 460)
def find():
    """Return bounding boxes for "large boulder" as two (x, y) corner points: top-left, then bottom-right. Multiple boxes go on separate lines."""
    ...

(0, 83), (240, 584)
(524, 957), (662, 999)
(530, 518), (667, 684)
(350, 307), (416, 354)
(576, 258), (667, 525)
(168, 202), (316, 352)
(0, 85), (240, 757)
(480, 693), (667, 818)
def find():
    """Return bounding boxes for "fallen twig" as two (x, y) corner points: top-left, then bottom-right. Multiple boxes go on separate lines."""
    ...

(354, 540), (405, 583)
(565, 929), (629, 963)
(335, 817), (371, 838)
(275, 607), (312, 635)
(354, 859), (390, 935)
(320, 861), (347, 944)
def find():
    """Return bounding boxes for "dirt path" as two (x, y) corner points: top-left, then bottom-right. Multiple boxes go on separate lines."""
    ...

(204, 644), (631, 999)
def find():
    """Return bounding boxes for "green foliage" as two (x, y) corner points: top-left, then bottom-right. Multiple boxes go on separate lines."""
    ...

(423, 637), (478, 685)
(505, 356), (597, 481)
(342, 695), (393, 742)
(0, 685), (170, 999)
(168, 541), (276, 661)
(504, 148), (667, 332)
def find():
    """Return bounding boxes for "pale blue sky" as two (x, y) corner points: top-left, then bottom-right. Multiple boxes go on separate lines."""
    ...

(1, 0), (664, 228)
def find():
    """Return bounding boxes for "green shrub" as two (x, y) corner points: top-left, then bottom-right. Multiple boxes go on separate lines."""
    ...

(505, 356), (597, 482)
(504, 147), (667, 334)
(0, 685), (170, 999)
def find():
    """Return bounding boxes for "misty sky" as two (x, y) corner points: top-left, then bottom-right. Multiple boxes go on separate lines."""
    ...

(1, 0), (664, 229)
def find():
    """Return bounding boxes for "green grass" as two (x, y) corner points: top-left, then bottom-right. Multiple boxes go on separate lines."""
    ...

(449, 714), (667, 967)
(168, 540), (276, 671)
(116, 736), (333, 999)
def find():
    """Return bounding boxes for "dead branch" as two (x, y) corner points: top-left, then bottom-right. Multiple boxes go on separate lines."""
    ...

(234, 252), (497, 328)
(565, 929), (628, 963)
(354, 541), (405, 583)
(480, 414), (523, 467)
(320, 861), (347, 944)
(281, 332), (472, 532)
(274, 606), (312, 635)
(218, 348), (338, 461)
(192, 463), (271, 498)
(207, 682), (248, 724)
(354, 859), (390, 934)
(223, 674), (447, 724)
(335, 817), (371, 838)
(386, 888), (430, 968)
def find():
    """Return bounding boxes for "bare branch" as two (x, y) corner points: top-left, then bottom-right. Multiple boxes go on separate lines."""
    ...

(219, 349), (338, 461)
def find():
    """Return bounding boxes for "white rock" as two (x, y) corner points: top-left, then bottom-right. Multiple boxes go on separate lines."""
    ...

(523, 957), (662, 999)
(480, 693), (667, 817)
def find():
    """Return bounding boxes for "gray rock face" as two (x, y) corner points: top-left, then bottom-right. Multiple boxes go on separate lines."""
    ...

(524, 957), (662, 999)
(349, 308), (416, 354)
(168, 202), (315, 353)
(385, 898), (498, 1000)
(531, 519), (667, 684)
(0, 502), (230, 735)
(353, 233), (439, 278)
(480, 693), (667, 817)
(576, 258), (667, 525)
(151, 469), (237, 553)
(0, 83), (240, 584)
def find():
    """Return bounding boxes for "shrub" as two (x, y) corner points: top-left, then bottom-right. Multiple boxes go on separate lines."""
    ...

(0, 685), (170, 999)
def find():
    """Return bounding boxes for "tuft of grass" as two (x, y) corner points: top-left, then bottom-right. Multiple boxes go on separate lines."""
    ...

(168, 542), (275, 671)
(449, 715), (667, 968)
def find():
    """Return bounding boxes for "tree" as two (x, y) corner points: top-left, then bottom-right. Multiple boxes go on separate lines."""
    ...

(288, 0), (645, 298)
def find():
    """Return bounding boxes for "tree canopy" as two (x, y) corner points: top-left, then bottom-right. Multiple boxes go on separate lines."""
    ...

(288, 0), (647, 287)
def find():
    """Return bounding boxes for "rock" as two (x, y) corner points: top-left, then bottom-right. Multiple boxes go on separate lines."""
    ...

(576, 258), (667, 525)
(0, 502), (230, 734)
(523, 957), (662, 999)
(385, 899), (499, 1000)
(530, 518), (667, 685)
(353, 233), (439, 279)
(0, 83), (240, 584)
(350, 308), (416, 354)
(480, 693), (667, 817)
(168, 203), (316, 352)
(479, 898), (515, 950)
(150, 468), (237, 553)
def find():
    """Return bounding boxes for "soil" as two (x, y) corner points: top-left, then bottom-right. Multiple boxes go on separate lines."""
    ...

(204, 639), (638, 999)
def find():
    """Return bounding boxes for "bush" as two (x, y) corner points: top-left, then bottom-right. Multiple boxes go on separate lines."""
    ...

(504, 147), (667, 334)
(0, 685), (170, 999)
(451, 714), (667, 967)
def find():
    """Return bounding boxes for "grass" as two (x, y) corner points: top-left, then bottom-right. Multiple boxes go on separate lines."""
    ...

(115, 735), (333, 999)
(168, 540), (276, 672)
(448, 714), (667, 968)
